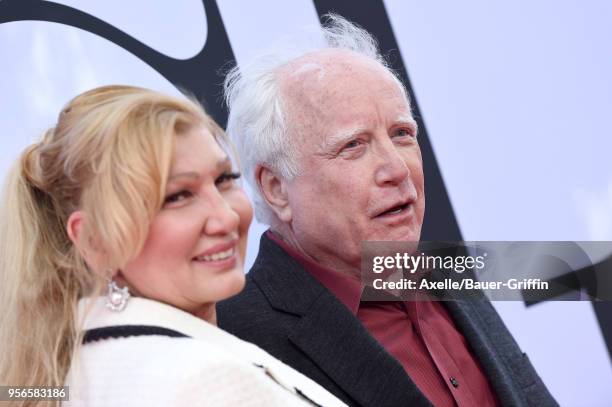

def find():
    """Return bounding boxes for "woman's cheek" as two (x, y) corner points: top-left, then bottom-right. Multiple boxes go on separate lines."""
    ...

(233, 190), (254, 231)
(230, 190), (253, 261)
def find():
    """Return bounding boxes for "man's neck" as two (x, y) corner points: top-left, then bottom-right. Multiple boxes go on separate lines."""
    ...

(269, 226), (361, 279)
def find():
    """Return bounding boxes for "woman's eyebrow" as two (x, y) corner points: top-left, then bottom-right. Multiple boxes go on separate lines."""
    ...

(168, 171), (201, 182)
(216, 155), (232, 171)
(168, 156), (232, 181)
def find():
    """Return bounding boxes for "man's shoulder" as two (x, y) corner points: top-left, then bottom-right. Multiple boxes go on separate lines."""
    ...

(219, 271), (270, 313)
(218, 270), (301, 354)
(218, 269), (290, 328)
(219, 234), (326, 320)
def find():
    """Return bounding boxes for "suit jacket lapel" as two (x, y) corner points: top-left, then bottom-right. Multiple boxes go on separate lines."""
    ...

(252, 234), (432, 407)
(289, 292), (432, 407)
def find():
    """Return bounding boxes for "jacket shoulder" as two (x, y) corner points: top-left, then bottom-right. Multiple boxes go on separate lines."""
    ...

(218, 272), (298, 344)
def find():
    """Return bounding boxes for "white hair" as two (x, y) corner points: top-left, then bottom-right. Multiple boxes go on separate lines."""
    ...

(224, 13), (409, 225)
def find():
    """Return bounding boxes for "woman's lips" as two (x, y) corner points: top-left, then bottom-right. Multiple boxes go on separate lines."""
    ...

(192, 240), (239, 270)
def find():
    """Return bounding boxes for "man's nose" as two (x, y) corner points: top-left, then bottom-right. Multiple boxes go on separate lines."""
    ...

(374, 138), (411, 186)
(203, 192), (240, 236)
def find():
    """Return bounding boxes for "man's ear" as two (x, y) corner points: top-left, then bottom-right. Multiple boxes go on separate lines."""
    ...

(256, 165), (292, 223)
(66, 211), (104, 272)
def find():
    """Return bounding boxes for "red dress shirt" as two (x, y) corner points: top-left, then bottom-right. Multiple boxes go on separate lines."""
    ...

(267, 231), (499, 407)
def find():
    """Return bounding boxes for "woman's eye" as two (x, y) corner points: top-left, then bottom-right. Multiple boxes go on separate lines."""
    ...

(164, 190), (192, 205)
(216, 172), (241, 186)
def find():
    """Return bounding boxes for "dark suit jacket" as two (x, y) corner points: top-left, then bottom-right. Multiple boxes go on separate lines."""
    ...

(218, 234), (558, 407)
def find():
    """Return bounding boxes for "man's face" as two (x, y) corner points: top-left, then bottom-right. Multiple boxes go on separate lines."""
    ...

(280, 50), (425, 272)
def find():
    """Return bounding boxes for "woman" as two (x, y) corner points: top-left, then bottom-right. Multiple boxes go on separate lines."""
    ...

(0, 86), (345, 406)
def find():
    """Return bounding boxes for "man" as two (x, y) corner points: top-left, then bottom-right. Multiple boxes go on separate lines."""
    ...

(218, 15), (557, 407)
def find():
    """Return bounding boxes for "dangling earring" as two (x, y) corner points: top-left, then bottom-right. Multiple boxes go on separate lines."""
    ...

(105, 271), (130, 312)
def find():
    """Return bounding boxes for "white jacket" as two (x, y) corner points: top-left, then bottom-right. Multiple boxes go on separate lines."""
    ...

(64, 297), (346, 407)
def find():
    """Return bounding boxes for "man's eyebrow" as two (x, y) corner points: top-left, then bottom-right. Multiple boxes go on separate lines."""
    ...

(322, 116), (418, 151)
(395, 114), (418, 132)
(322, 126), (368, 150)
(168, 156), (232, 181)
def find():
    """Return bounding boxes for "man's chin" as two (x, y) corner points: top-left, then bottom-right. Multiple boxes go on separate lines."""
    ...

(368, 226), (421, 243)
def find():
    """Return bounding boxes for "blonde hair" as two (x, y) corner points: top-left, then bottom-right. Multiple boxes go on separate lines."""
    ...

(0, 85), (222, 404)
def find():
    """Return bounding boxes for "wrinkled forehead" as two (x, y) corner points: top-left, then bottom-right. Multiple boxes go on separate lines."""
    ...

(279, 48), (380, 77)
(278, 49), (411, 136)
(279, 49), (404, 95)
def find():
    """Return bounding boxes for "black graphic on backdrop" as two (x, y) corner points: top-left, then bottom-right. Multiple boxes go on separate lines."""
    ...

(0, 0), (234, 126)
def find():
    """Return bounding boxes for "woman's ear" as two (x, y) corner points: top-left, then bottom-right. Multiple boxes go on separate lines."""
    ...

(66, 210), (84, 245)
(67, 211), (104, 272)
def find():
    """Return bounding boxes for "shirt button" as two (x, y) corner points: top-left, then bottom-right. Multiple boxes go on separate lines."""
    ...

(449, 377), (459, 388)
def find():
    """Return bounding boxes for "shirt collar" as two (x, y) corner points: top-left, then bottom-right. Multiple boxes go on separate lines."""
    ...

(266, 230), (362, 315)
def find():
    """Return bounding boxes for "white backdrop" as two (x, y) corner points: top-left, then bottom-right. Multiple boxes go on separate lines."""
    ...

(1, 1), (611, 405)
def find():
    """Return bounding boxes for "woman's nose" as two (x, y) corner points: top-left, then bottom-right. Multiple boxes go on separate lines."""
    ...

(203, 193), (240, 236)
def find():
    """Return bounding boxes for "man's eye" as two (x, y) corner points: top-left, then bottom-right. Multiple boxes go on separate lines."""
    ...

(216, 172), (241, 186)
(343, 139), (363, 150)
(164, 190), (192, 204)
(393, 128), (416, 139)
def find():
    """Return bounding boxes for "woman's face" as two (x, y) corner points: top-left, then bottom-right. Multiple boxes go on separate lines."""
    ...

(120, 125), (253, 322)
